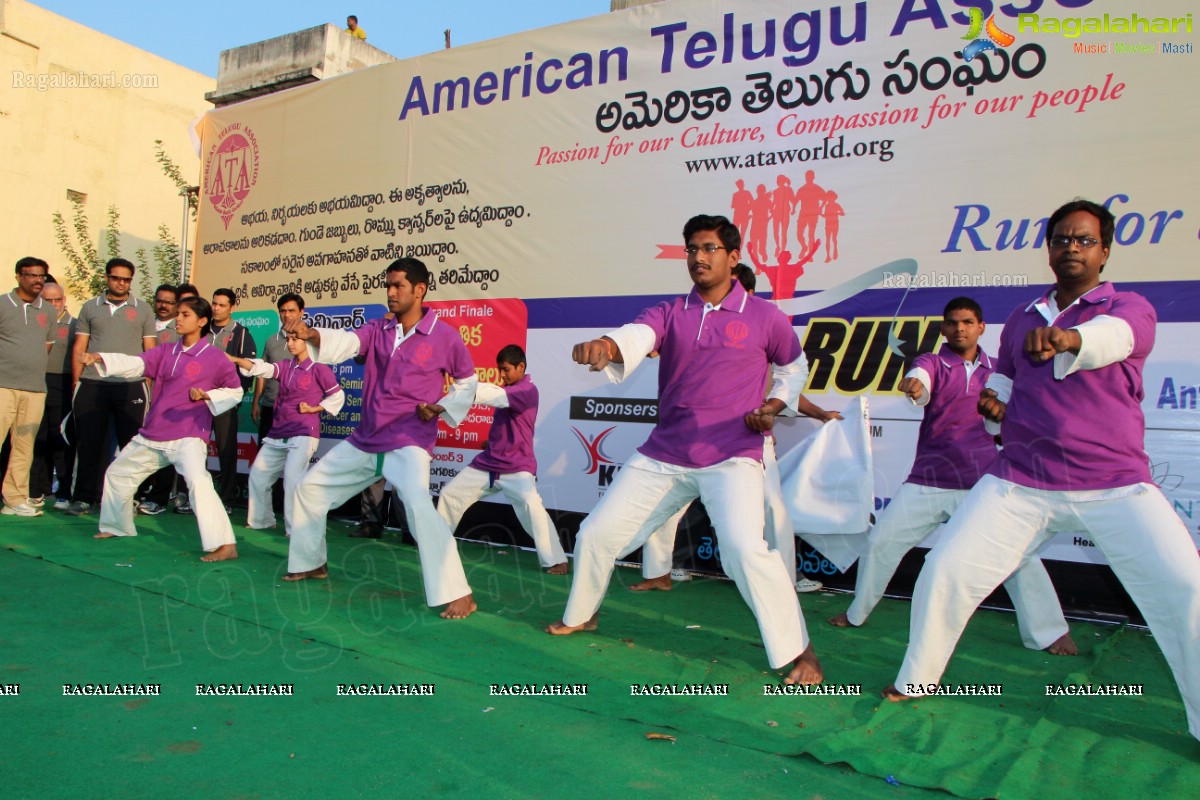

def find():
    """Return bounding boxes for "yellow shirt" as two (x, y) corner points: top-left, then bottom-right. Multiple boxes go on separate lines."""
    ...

(345, 26), (366, 40)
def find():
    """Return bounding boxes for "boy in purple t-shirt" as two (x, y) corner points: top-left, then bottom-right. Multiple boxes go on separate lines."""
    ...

(431, 345), (568, 574)
(829, 297), (1075, 657)
(229, 335), (345, 535)
(885, 200), (1200, 742)
(547, 214), (822, 687)
(84, 297), (242, 562)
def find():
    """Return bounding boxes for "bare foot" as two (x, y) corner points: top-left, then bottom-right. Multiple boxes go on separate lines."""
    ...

(440, 594), (477, 619)
(545, 562), (569, 575)
(1046, 631), (1078, 656)
(545, 613), (598, 635)
(828, 612), (854, 627)
(283, 564), (328, 581)
(94, 532), (117, 539)
(881, 684), (914, 702)
(629, 574), (672, 592)
(783, 642), (824, 685)
(200, 544), (238, 562)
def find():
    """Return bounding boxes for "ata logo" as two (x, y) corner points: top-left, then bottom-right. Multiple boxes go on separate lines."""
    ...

(205, 123), (260, 230)
(571, 425), (621, 488)
(413, 342), (433, 366)
(959, 7), (1015, 61)
(185, 361), (203, 379)
(123, 308), (138, 322)
(724, 320), (749, 349)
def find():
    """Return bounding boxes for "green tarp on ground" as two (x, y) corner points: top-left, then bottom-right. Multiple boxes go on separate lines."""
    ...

(2, 512), (1196, 798)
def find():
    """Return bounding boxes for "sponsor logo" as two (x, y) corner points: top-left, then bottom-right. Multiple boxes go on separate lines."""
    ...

(571, 425), (621, 489)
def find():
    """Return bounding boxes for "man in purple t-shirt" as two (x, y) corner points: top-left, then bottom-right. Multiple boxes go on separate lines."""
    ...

(830, 297), (1075, 657)
(547, 214), (823, 686)
(281, 259), (480, 620)
(432, 345), (568, 574)
(884, 200), (1200, 741)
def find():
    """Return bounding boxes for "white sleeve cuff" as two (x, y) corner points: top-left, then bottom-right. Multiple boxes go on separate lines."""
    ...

(309, 329), (362, 364)
(438, 375), (480, 427)
(94, 353), (145, 380)
(985, 372), (1012, 404)
(767, 351), (810, 416)
(982, 372), (1012, 436)
(600, 323), (657, 384)
(204, 387), (244, 416)
(473, 382), (510, 409)
(319, 388), (346, 417)
(1054, 316), (1135, 379)
(238, 358), (275, 379)
(904, 366), (933, 408)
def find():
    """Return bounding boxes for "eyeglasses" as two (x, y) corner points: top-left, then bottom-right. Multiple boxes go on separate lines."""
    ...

(18, 272), (47, 280)
(107, 275), (133, 283)
(684, 244), (728, 256)
(1047, 236), (1101, 249)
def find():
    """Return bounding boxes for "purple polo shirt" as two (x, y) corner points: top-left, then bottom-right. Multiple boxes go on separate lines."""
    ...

(138, 341), (241, 443)
(906, 346), (997, 490)
(348, 310), (475, 454)
(636, 279), (803, 468)
(470, 377), (538, 475)
(990, 282), (1155, 490)
(265, 358), (341, 439)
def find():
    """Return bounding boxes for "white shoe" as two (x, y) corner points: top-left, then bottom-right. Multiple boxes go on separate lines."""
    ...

(2, 503), (44, 517)
(795, 577), (823, 593)
(669, 568), (692, 582)
(28, 496), (45, 508)
(53, 498), (71, 511)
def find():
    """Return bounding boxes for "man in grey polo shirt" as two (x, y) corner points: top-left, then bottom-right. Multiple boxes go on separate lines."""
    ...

(30, 277), (76, 510)
(65, 258), (157, 516)
(0, 257), (56, 516)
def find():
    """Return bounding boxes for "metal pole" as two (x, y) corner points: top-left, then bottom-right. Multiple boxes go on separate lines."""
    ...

(180, 186), (199, 284)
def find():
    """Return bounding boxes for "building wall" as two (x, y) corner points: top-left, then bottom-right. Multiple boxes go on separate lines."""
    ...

(0, 0), (213, 302)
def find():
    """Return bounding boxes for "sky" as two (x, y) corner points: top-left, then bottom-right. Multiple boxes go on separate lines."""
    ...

(36, 0), (614, 77)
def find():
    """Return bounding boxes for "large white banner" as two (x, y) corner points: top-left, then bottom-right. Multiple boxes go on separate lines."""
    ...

(194, 0), (1200, 563)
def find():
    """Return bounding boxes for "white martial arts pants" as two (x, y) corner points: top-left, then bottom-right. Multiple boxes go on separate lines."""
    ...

(894, 475), (1200, 739)
(436, 466), (566, 568)
(563, 455), (809, 669)
(288, 441), (471, 607)
(246, 435), (318, 532)
(641, 439), (796, 579)
(847, 482), (1069, 650)
(99, 437), (235, 552)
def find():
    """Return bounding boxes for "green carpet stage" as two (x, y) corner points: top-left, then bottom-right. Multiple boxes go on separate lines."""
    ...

(2, 512), (1196, 799)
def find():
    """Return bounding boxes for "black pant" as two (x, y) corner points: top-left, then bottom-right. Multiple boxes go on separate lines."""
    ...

(257, 404), (274, 443)
(31, 374), (74, 500)
(138, 463), (176, 506)
(212, 406), (239, 506)
(71, 380), (146, 504)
